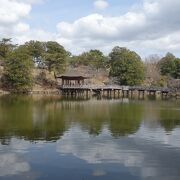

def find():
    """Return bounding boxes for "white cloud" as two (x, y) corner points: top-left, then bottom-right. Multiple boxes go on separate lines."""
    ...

(1, 0), (180, 57)
(55, 0), (180, 56)
(0, 0), (31, 39)
(57, 13), (146, 40)
(13, 23), (30, 34)
(0, 0), (53, 43)
(94, 0), (109, 10)
(0, 0), (31, 24)
(14, 29), (55, 44)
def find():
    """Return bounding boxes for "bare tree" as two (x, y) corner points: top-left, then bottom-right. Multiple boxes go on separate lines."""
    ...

(144, 54), (165, 87)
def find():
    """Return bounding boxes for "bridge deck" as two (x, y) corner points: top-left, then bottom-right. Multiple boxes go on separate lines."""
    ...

(59, 85), (170, 93)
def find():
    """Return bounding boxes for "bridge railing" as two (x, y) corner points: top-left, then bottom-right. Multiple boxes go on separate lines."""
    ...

(60, 85), (92, 89)
(60, 85), (129, 90)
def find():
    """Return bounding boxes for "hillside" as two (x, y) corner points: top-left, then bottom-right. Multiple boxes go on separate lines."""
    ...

(0, 65), (110, 93)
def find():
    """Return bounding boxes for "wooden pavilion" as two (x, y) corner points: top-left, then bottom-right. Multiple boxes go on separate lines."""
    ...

(55, 70), (89, 87)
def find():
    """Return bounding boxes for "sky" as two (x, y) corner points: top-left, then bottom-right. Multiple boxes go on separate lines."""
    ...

(0, 0), (180, 58)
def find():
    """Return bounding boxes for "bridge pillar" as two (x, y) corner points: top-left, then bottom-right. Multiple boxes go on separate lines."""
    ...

(138, 90), (145, 99)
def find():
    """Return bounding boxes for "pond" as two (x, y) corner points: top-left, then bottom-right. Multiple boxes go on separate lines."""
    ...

(0, 96), (180, 180)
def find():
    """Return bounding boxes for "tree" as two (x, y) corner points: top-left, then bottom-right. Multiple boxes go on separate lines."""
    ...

(144, 55), (166, 87)
(109, 47), (145, 86)
(44, 41), (68, 73)
(69, 49), (107, 69)
(173, 58), (180, 79)
(24, 40), (46, 67)
(87, 50), (106, 70)
(74, 52), (90, 66)
(68, 55), (80, 67)
(3, 46), (33, 92)
(0, 38), (14, 60)
(158, 53), (176, 76)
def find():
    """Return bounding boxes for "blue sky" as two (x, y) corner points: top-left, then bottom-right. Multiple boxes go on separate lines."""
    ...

(29, 0), (141, 32)
(1, 0), (180, 57)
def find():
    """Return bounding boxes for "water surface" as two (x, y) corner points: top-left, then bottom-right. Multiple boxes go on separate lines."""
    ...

(0, 96), (180, 180)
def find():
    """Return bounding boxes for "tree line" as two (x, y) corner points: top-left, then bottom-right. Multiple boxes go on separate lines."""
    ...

(0, 38), (179, 92)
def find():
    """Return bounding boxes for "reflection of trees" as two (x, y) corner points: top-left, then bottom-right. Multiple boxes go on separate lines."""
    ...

(159, 108), (180, 132)
(109, 103), (143, 137)
(0, 96), (150, 142)
(59, 100), (143, 137)
(0, 96), (179, 143)
(0, 95), (66, 142)
(59, 100), (109, 135)
(142, 101), (180, 132)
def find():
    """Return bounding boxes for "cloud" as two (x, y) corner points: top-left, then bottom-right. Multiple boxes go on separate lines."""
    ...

(56, 12), (146, 54)
(0, 0), (54, 43)
(56, 0), (180, 56)
(0, 0), (31, 24)
(57, 13), (146, 40)
(94, 0), (109, 10)
(14, 29), (55, 44)
(0, 0), (31, 38)
(1, 0), (180, 57)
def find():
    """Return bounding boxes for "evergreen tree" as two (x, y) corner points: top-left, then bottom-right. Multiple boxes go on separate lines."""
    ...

(158, 53), (176, 76)
(0, 38), (14, 60)
(173, 58), (180, 79)
(109, 47), (145, 86)
(3, 46), (33, 92)
(44, 41), (68, 73)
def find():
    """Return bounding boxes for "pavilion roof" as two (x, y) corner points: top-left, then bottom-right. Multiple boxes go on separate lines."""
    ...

(56, 69), (89, 79)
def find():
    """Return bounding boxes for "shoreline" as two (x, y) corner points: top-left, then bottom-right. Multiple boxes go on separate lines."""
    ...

(0, 88), (179, 100)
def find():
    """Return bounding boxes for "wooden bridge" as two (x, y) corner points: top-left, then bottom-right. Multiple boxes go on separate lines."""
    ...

(59, 85), (170, 99)
(56, 71), (170, 99)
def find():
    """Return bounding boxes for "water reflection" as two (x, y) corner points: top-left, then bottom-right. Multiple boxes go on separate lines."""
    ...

(0, 138), (31, 177)
(0, 153), (30, 176)
(0, 96), (179, 142)
(0, 95), (179, 179)
(0, 96), (66, 142)
(57, 126), (180, 179)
